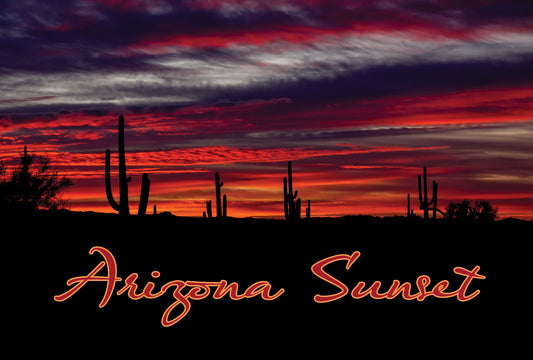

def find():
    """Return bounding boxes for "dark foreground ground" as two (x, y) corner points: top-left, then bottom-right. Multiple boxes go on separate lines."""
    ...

(4, 211), (530, 354)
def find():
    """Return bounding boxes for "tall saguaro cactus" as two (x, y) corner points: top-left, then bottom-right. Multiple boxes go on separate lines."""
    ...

(417, 166), (442, 220)
(105, 115), (150, 216)
(283, 161), (301, 221)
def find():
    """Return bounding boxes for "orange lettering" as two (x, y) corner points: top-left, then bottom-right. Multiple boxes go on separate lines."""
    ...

(54, 246), (121, 308)
(311, 251), (361, 303)
(454, 266), (485, 301)
(54, 246), (285, 327)
(312, 251), (485, 303)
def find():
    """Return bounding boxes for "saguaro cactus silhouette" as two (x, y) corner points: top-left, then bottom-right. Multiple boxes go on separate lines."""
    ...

(283, 161), (301, 221)
(222, 194), (227, 218)
(407, 193), (414, 217)
(203, 172), (227, 219)
(204, 200), (213, 218)
(105, 115), (150, 215)
(417, 166), (442, 220)
(215, 172), (226, 218)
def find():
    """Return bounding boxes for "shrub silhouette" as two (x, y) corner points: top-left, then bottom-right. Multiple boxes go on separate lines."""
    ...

(446, 200), (498, 222)
(0, 146), (72, 211)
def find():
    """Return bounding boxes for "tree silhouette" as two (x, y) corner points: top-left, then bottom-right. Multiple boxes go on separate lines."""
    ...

(0, 146), (72, 212)
(446, 199), (497, 222)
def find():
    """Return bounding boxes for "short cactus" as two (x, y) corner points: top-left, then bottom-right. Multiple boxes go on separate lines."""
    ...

(417, 166), (443, 220)
(203, 173), (227, 219)
(205, 200), (213, 218)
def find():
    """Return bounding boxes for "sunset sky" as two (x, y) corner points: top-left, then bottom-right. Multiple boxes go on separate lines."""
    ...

(1, 0), (533, 219)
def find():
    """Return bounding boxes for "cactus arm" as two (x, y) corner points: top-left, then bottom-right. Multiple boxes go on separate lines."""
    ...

(137, 173), (150, 215)
(416, 166), (442, 220)
(283, 177), (289, 220)
(435, 208), (446, 216)
(223, 194), (227, 218)
(105, 149), (120, 212)
(427, 179), (436, 207)
(431, 181), (438, 219)
(206, 200), (212, 218)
